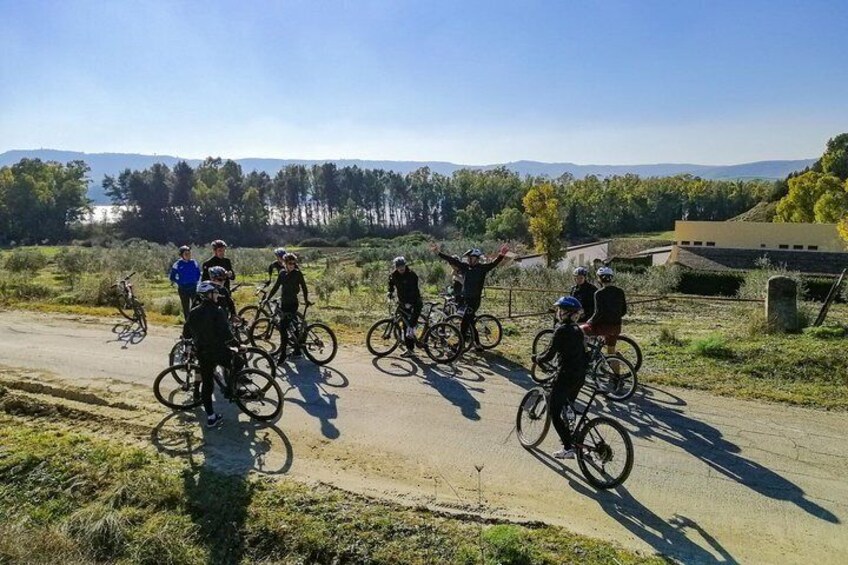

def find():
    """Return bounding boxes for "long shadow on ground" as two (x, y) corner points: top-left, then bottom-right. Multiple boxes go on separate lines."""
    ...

(279, 360), (349, 439)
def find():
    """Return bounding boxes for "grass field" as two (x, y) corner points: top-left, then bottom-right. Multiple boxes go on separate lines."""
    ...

(2, 244), (847, 409)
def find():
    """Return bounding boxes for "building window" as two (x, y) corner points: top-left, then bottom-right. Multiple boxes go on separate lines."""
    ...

(693, 241), (703, 246)
(779, 244), (789, 249)
(706, 241), (715, 247)
(793, 245), (803, 250)
(808, 245), (818, 251)
(681, 241), (690, 245)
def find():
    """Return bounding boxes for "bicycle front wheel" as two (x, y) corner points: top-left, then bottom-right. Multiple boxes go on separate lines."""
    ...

(576, 416), (634, 490)
(366, 318), (401, 357)
(302, 323), (338, 365)
(233, 368), (283, 421)
(134, 301), (147, 332)
(532, 329), (554, 357)
(153, 364), (202, 410)
(116, 294), (135, 321)
(249, 317), (281, 355)
(595, 354), (638, 402)
(614, 335), (643, 373)
(243, 346), (278, 379)
(475, 314), (502, 350)
(422, 322), (463, 364)
(445, 314), (473, 352)
(516, 387), (550, 448)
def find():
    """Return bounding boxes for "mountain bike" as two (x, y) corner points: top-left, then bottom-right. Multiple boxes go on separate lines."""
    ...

(248, 302), (338, 365)
(532, 321), (642, 373)
(516, 374), (634, 489)
(445, 306), (503, 352)
(366, 300), (464, 364)
(112, 272), (147, 332)
(531, 336), (638, 402)
(169, 337), (277, 380)
(153, 348), (283, 421)
(237, 284), (279, 324)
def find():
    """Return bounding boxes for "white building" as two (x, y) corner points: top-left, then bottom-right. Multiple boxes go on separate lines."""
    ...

(512, 240), (611, 271)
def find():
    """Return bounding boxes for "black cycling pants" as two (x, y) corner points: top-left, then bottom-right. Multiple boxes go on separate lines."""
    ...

(276, 302), (300, 359)
(178, 286), (196, 320)
(197, 350), (245, 416)
(550, 373), (585, 448)
(461, 296), (481, 344)
(402, 300), (423, 349)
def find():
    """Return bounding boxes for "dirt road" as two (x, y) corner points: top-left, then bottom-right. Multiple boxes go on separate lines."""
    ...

(0, 310), (845, 564)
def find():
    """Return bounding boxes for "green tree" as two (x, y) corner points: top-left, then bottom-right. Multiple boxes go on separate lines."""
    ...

(485, 207), (528, 240)
(820, 133), (848, 181)
(455, 200), (487, 237)
(776, 171), (843, 223)
(523, 183), (564, 267)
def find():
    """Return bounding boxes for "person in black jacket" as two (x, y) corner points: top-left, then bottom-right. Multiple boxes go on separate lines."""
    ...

(570, 266), (597, 323)
(264, 253), (310, 364)
(201, 240), (235, 289)
(183, 281), (244, 428)
(387, 256), (422, 355)
(432, 243), (509, 350)
(532, 296), (588, 459)
(208, 266), (238, 320)
(583, 266), (627, 360)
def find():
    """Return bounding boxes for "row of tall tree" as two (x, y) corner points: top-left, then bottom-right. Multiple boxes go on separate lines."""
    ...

(103, 158), (771, 245)
(0, 159), (90, 244)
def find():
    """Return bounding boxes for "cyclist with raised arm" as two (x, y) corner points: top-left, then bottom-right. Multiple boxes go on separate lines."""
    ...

(532, 296), (588, 459)
(570, 266), (597, 323)
(432, 243), (509, 352)
(265, 252), (310, 364)
(387, 256), (422, 356)
(202, 240), (235, 289)
(183, 281), (245, 428)
(265, 247), (287, 286)
(582, 266), (627, 358)
(169, 245), (201, 320)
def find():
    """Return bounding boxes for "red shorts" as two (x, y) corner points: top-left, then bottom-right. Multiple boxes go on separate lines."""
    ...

(580, 322), (622, 347)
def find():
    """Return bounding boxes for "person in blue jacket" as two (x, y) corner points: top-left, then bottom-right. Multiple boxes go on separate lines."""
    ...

(169, 245), (201, 320)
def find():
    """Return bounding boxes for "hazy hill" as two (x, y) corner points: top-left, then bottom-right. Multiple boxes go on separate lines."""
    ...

(0, 149), (815, 204)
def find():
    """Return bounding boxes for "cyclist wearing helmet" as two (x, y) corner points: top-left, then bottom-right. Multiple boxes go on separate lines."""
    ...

(208, 266), (238, 320)
(432, 243), (509, 350)
(202, 240), (235, 289)
(266, 247), (288, 285)
(265, 253), (310, 363)
(169, 245), (201, 320)
(387, 256), (422, 355)
(583, 266), (627, 351)
(532, 296), (588, 459)
(183, 281), (244, 428)
(570, 266), (597, 323)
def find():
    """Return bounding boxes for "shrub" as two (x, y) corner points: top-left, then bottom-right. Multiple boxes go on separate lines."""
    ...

(0, 274), (58, 302)
(677, 271), (744, 296)
(657, 326), (683, 346)
(298, 238), (332, 248)
(66, 273), (122, 306)
(155, 296), (183, 317)
(3, 248), (48, 273)
(737, 257), (806, 301)
(62, 503), (131, 561)
(332, 236), (350, 247)
(803, 325), (848, 339)
(688, 334), (735, 359)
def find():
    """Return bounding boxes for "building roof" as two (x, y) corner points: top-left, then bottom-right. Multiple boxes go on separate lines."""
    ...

(674, 246), (848, 276)
(637, 245), (674, 255)
(566, 239), (611, 252)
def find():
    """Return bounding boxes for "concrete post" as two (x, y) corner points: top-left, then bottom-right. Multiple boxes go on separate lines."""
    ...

(766, 276), (799, 332)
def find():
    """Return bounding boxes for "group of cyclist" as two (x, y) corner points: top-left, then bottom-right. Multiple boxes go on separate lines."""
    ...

(167, 239), (628, 456)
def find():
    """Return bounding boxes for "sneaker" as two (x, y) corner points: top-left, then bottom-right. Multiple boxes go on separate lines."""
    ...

(206, 413), (224, 429)
(553, 447), (576, 460)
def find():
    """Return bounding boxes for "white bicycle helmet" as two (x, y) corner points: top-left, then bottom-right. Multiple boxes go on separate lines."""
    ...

(597, 266), (614, 281)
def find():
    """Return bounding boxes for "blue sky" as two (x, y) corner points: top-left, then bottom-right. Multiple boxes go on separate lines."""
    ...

(1, 0), (846, 164)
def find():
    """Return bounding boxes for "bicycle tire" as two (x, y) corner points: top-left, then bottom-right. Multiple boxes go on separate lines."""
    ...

(232, 368), (283, 421)
(532, 328), (554, 357)
(422, 322), (464, 364)
(614, 335), (643, 374)
(153, 364), (202, 410)
(237, 305), (260, 323)
(595, 354), (638, 402)
(302, 323), (337, 366)
(576, 416), (634, 490)
(116, 294), (135, 321)
(530, 361), (557, 384)
(445, 314), (473, 353)
(516, 387), (551, 448)
(168, 341), (184, 366)
(243, 346), (278, 380)
(134, 301), (147, 333)
(366, 318), (401, 357)
(249, 317), (282, 355)
(475, 314), (503, 350)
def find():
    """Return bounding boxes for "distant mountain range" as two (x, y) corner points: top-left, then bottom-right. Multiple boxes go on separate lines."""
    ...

(0, 149), (816, 204)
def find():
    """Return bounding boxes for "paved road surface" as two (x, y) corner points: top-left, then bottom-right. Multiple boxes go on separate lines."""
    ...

(0, 310), (845, 564)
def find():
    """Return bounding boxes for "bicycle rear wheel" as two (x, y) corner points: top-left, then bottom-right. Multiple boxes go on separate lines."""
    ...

(516, 387), (550, 448)
(243, 346), (277, 379)
(530, 361), (556, 384)
(445, 315), (473, 352)
(238, 305), (260, 324)
(422, 322), (463, 364)
(475, 314), (502, 349)
(116, 292), (135, 321)
(302, 323), (338, 365)
(134, 301), (147, 332)
(366, 318), (401, 357)
(153, 364), (202, 410)
(249, 317), (281, 355)
(232, 368), (283, 421)
(576, 416), (634, 489)
(614, 335), (643, 373)
(595, 355), (638, 402)
(532, 329), (554, 356)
